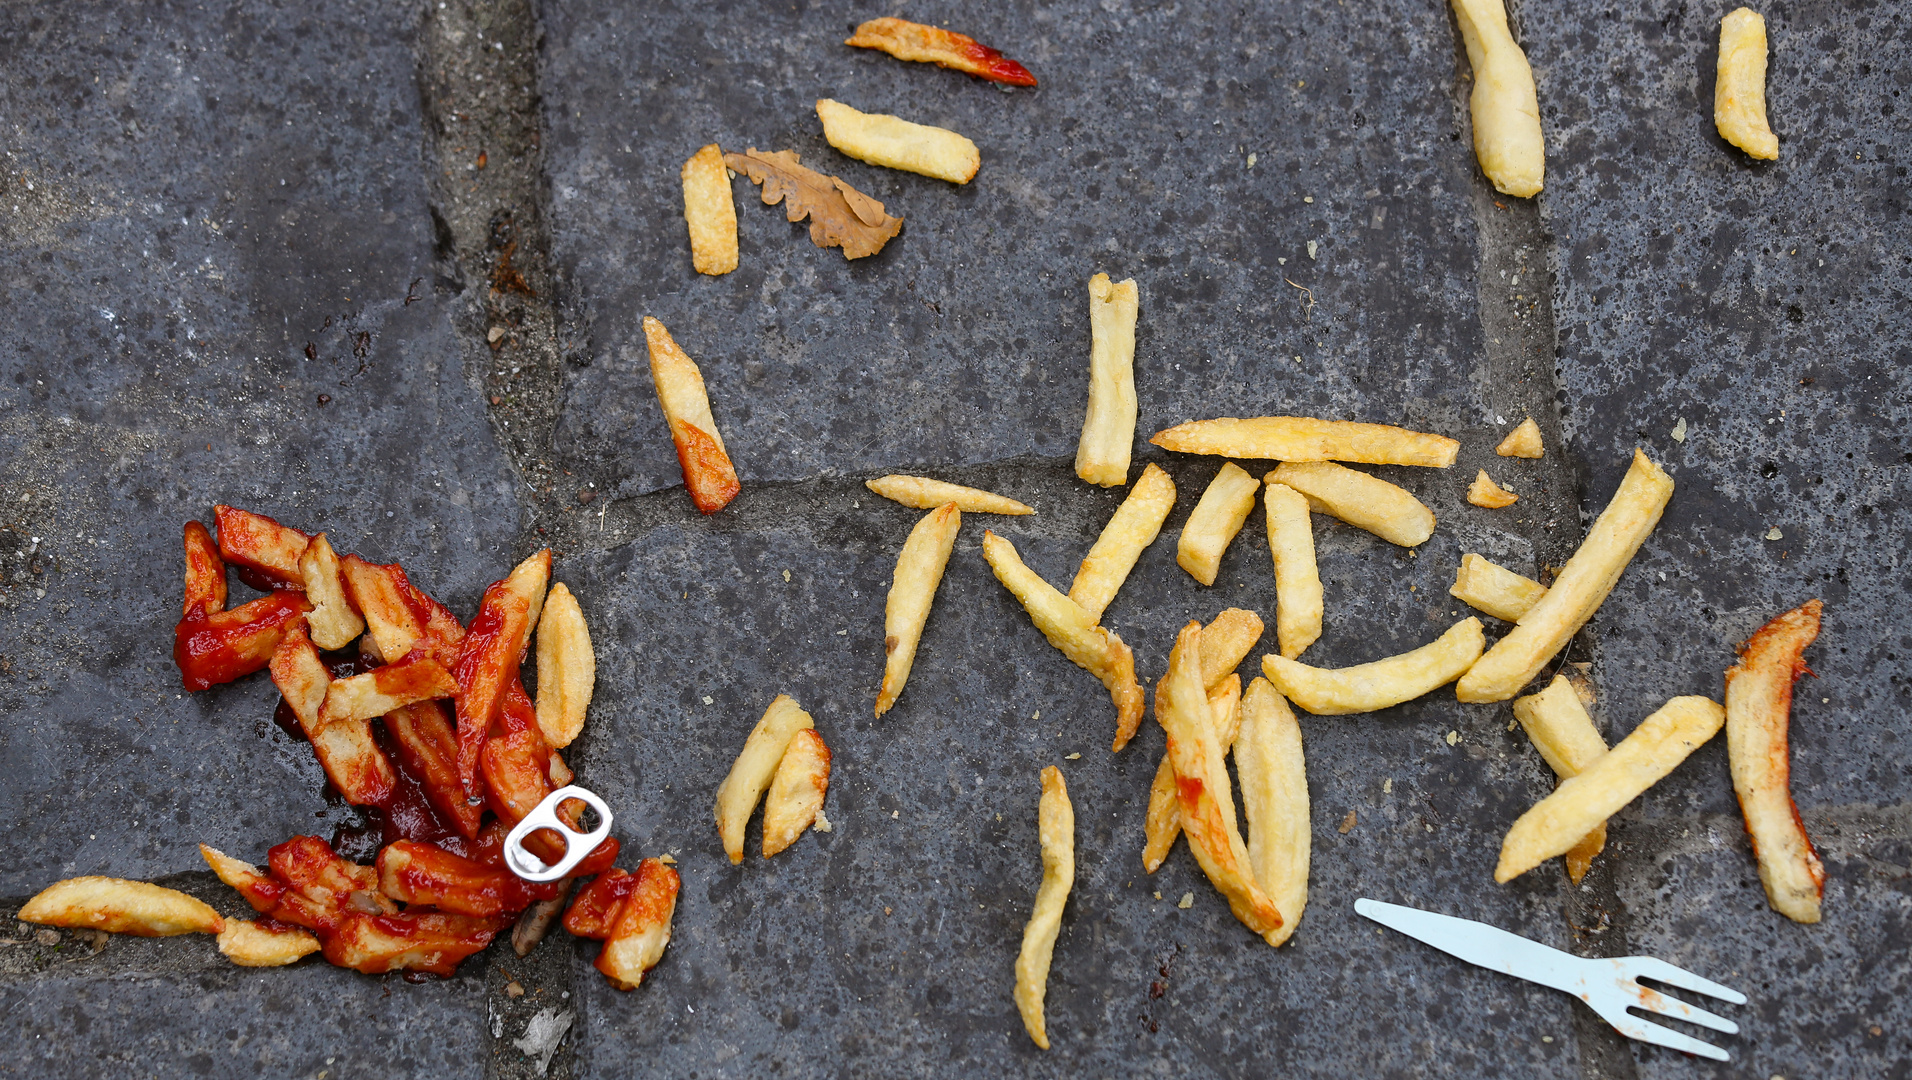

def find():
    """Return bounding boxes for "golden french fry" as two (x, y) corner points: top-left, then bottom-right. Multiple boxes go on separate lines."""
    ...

(681, 143), (739, 275)
(1497, 696), (1725, 882)
(1495, 417), (1544, 458)
(298, 534), (363, 651)
(1458, 449), (1674, 702)
(1263, 482), (1323, 659)
(1450, 553), (1548, 623)
(983, 531), (1146, 751)
(1266, 461), (1436, 549)
(1451, 0), (1544, 197)
(1151, 417), (1459, 468)
(876, 503), (960, 717)
(1208, 674), (1244, 749)
(1513, 675), (1610, 883)
(1076, 273), (1140, 486)
(218, 919), (321, 967)
(1157, 622), (1283, 937)
(1715, 8), (1778, 160)
(1145, 618), (1259, 872)
(1177, 463), (1260, 586)
(1236, 678), (1309, 946)
(1014, 765), (1074, 1050)
(596, 858), (680, 990)
(1725, 600), (1825, 922)
(714, 695), (815, 863)
(816, 98), (980, 184)
(1467, 469), (1519, 509)
(1068, 462), (1176, 622)
(534, 582), (594, 750)
(1141, 754), (1180, 874)
(1199, 608), (1264, 691)
(319, 655), (458, 729)
(1262, 617), (1485, 716)
(865, 475), (1032, 515)
(20, 877), (223, 937)
(762, 729), (832, 857)
(644, 316), (740, 515)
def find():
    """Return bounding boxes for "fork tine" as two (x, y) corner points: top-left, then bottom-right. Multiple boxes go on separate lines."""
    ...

(1631, 985), (1740, 1035)
(1603, 1010), (1732, 1062)
(1622, 956), (1749, 1005)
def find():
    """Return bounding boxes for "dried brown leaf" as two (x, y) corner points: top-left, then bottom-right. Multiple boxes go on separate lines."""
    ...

(724, 148), (904, 260)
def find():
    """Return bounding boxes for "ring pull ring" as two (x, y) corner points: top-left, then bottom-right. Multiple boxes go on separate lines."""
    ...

(502, 785), (614, 882)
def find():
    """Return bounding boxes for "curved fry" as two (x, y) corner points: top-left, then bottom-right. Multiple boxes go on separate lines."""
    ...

(1261, 618), (1485, 715)
(1014, 766), (1075, 1050)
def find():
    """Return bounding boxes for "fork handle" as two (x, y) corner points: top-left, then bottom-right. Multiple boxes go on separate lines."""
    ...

(1355, 899), (1589, 995)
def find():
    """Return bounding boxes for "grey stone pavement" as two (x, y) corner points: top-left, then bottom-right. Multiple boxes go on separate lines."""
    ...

(0, 0), (1904, 1077)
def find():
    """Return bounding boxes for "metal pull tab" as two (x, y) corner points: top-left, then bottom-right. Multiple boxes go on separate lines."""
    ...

(503, 785), (613, 882)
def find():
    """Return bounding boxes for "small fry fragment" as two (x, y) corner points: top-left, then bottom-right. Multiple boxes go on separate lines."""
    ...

(1449, 553), (1548, 623)
(643, 316), (740, 514)
(865, 475), (1032, 516)
(762, 729), (832, 857)
(1198, 608), (1265, 691)
(1265, 461), (1436, 549)
(681, 143), (738, 275)
(1263, 482), (1322, 659)
(1014, 766), (1074, 1050)
(596, 858), (680, 991)
(1513, 676), (1610, 882)
(1458, 449), (1674, 702)
(876, 503), (960, 717)
(1497, 696), (1725, 882)
(816, 99), (979, 185)
(1715, 8), (1778, 161)
(1495, 417), (1544, 458)
(1151, 417), (1460, 468)
(1451, 0), (1545, 197)
(298, 534), (364, 651)
(1075, 273), (1140, 487)
(1262, 617), (1485, 716)
(714, 695), (815, 863)
(1068, 462), (1176, 622)
(1235, 678), (1309, 946)
(1141, 754), (1180, 874)
(1208, 674), (1244, 750)
(1725, 600), (1826, 923)
(217, 919), (321, 967)
(845, 16), (1038, 87)
(182, 520), (227, 617)
(563, 869), (634, 940)
(983, 531), (1145, 752)
(453, 548), (552, 788)
(319, 654), (459, 728)
(1177, 463), (1260, 586)
(534, 582), (594, 750)
(1467, 469), (1519, 508)
(20, 877), (223, 937)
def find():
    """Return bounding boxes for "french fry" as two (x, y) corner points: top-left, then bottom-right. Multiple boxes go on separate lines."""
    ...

(1208, 674), (1244, 749)
(1449, 553), (1547, 623)
(876, 504), (960, 717)
(1157, 622), (1283, 937)
(20, 877), (223, 937)
(1235, 678), (1309, 947)
(201, 840), (390, 937)
(453, 548), (551, 788)
(816, 98), (980, 185)
(865, 475), (1033, 516)
(376, 840), (556, 918)
(1141, 754), (1181, 874)
(1075, 273), (1140, 487)
(299, 534), (364, 651)
(1068, 462), (1176, 622)
(762, 729), (832, 857)
(1177, 463), (1260, 586)
(596, 858), (680, 991)
(983, 531), (1145, 752)
(384, 700), (484, 838)
(1512, 675), (1610, 883)
(1467, 469), (1519, 508)
(1724, 600), (1826, 923)
(1263, 482), (1322, 659)
(182, 520), (226, 616)
(1014, 765), (1074, 1050)
(534, 582), (594, 749)
(1458, 449), (1674, 702)
(1151, 417), (1460, 468)
(1265, 461), (1436, 548)
(217, 919), (320, 967)
(1495, 417), (1544, 458)
(563, 869), (634, 939)
(644, 316), (740, 514)
(714, 695), (815, 863)
(845, 17), (1038, 87)
(1496, 696), (1725, 882)
(214, 504), (310, 587)
(681, 143), (738, 275)
(1144, 620), (1257, 872)
(1199, 608), (1264, 691)
(270, 624), (398, 807)
(1715, 8), (1778, 160)
(1451, 0), (1545, 197)
(323, 909), (506, 977)
(1262, 617), (1485, 716)
(173, 591), (311, 691)
(339, 555), (425, 663)
(318, 653), (458, 729)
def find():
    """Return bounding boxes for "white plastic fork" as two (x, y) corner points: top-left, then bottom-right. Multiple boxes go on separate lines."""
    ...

(1355, 898), (1748, 1061)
